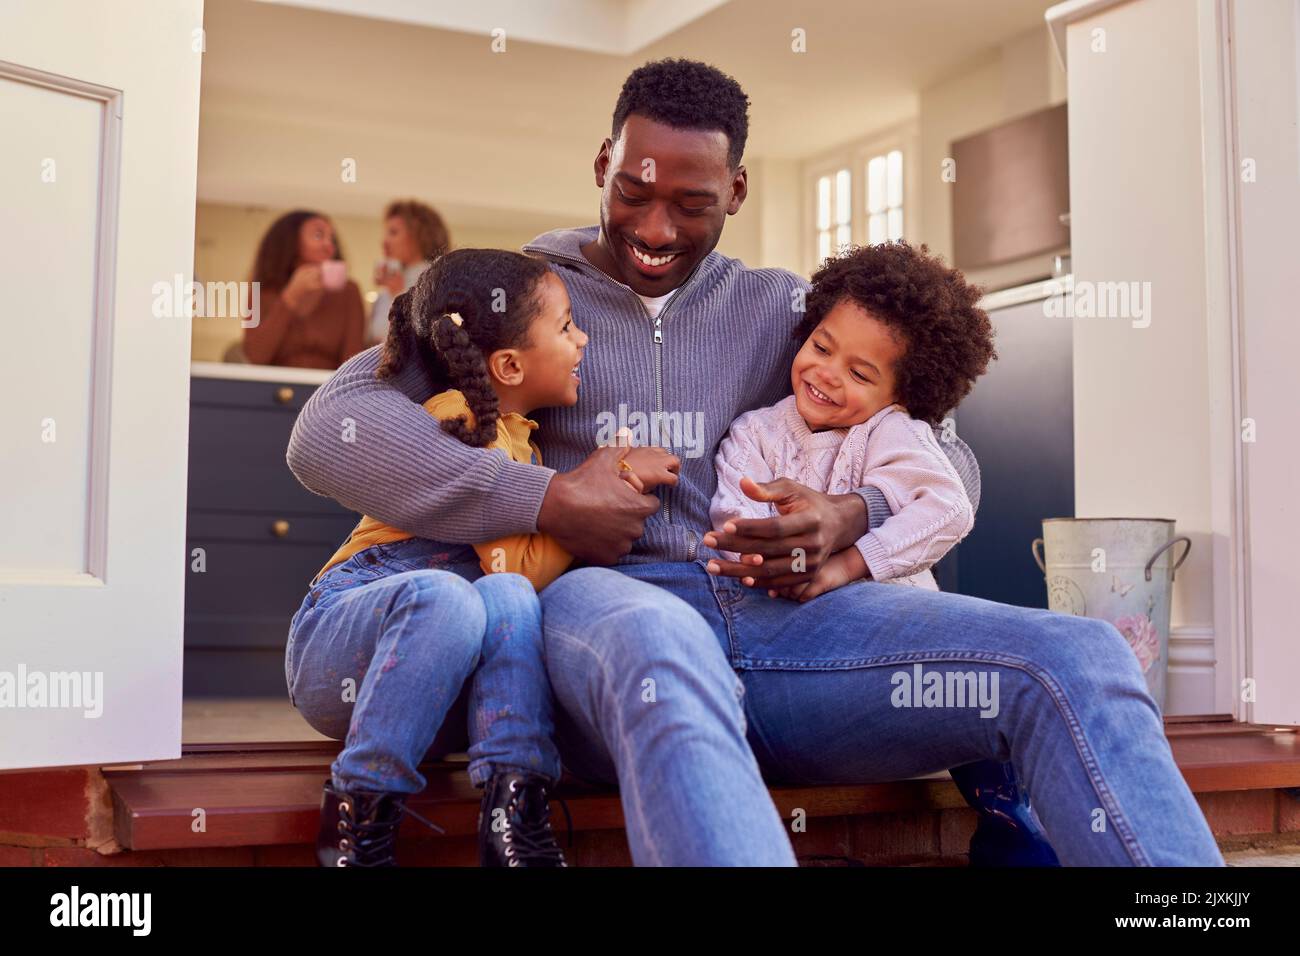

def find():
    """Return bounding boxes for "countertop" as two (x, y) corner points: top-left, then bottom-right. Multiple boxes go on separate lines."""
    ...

(190, 361), (334, 385)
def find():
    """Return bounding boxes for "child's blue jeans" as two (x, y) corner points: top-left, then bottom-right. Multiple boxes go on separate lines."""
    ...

(285, 537), (561, 793)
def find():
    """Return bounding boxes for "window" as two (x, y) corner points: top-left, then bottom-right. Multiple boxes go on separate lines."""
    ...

(866, 149), (904, 244)
(816, 167), (852, 263)
(803, 126), (916, 274)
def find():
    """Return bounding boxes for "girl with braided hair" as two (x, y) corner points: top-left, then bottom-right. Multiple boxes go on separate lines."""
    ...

(286, 248), (592, 868)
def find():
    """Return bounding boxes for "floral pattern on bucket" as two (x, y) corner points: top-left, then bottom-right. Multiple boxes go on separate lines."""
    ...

(1113, 612), (1160, 674)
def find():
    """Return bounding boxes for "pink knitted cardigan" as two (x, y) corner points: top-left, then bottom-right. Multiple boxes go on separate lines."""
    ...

(709, 395), (974, 589)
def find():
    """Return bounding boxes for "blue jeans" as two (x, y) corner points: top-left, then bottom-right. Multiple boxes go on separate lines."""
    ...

(285, 538), (562, 793)
(539, 560), (1225, 867)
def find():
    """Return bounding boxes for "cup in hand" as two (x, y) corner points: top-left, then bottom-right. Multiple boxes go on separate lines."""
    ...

(320, 259), (347, 291)
(373, 258), (402, 285)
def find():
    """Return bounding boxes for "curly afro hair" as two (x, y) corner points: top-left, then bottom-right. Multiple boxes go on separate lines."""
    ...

(793, 242), (996, 426)
(612, 58), (750, 168)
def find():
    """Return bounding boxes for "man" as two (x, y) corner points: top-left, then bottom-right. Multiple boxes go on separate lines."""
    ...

(288, 59), (1223, 866)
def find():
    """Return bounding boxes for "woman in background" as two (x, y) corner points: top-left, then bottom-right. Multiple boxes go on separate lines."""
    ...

(367, 199), (451, 346)
(244, 210), (366, 369)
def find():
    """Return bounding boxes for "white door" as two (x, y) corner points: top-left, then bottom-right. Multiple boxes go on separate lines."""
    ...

(1230, 0), (1300, 726)
(0, 0), (203, 768)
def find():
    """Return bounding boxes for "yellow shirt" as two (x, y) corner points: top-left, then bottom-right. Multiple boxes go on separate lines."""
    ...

(312, 389), (573, 591)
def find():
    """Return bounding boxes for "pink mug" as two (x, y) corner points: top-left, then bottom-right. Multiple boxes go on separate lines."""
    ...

(320, 259), (347, 291)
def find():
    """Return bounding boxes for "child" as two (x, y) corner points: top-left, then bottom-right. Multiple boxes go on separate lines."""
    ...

(707, 242), (1059, 867)
(709, 240), (996, 601)
(287, 248), (593, 867)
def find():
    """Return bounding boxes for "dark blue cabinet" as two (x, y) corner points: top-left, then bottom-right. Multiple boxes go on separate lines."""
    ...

(934, 288), (1075, 609)
(185, 374), (358, 697)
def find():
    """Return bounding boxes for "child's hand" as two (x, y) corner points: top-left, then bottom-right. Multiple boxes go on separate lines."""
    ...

(766, 548), (868, 603)
(616, 445), (681, 492)
(617, 464), (645, 494)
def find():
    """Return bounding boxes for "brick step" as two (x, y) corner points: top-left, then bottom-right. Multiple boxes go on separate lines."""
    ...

(3, 718), (1298, 866)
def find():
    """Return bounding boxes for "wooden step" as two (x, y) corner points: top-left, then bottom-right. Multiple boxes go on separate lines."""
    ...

(105, 753), (965, 851)
(102, 719), (1300, 854)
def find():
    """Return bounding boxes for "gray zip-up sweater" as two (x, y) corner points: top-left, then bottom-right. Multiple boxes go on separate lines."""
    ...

(286, 225), (979, 566)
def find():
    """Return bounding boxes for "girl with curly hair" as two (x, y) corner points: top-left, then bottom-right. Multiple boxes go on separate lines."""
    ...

(709, 240), (997, 600)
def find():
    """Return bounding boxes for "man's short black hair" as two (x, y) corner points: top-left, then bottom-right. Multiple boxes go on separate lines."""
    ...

(611, 58), (750, 168)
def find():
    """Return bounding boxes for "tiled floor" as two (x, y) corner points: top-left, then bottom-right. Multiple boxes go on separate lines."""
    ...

(182, 697), (329, 743)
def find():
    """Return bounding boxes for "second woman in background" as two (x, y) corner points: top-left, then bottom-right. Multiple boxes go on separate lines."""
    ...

(367, 199), (451, 346)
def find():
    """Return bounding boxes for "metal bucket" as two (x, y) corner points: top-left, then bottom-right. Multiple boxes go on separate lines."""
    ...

(1031, 518), (1190, 711)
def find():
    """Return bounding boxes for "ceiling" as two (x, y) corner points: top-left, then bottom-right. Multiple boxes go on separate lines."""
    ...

(256, 0), (733, 55)
(198, 0), (1054, 225)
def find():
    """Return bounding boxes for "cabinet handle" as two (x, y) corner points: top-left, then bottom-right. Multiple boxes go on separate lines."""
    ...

(271, 520), (291, 538)
(274, 386), (295, 404)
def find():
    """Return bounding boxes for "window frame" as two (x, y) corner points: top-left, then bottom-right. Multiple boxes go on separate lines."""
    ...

(801, 122), (921, 276)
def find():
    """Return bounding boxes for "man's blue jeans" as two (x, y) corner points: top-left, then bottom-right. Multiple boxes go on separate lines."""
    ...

(285, 538), (562, 793)
(539, 559), (1225, 867)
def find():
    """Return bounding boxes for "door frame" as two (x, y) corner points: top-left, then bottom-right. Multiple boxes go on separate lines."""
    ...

(1196, 0), (1299, 724)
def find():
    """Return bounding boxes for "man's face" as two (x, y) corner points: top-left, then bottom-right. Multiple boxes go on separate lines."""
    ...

(592, 114), (747, 295)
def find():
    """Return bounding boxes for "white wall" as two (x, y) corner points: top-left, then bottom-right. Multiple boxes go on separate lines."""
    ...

(750, 156), (803, 274)
(714, 186), (762, 270)
(918, 27), (1068, 291)
(1060, 0), (1220, 713)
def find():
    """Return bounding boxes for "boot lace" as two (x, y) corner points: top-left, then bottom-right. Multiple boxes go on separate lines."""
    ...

(502, 779), (572, 867)
(336, 798), (444, 867)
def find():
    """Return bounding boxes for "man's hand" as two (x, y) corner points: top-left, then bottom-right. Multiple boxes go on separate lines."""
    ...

(538, 446), (675, 564)
(701, 475), (868, 587)
(769, 547), (868, 602)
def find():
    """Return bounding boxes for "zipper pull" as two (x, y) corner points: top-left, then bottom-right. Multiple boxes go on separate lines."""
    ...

(653, 317), (663, 344)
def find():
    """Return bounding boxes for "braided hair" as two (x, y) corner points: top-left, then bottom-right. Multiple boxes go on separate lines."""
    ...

(377, 248), (550, 448)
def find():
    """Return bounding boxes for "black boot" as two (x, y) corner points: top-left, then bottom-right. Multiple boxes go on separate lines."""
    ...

(477, 771), (568, 867)
(949, 761), (1061, 867)
(316, 778), (409, 867)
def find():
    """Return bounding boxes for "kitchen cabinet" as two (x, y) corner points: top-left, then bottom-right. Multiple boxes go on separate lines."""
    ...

(185, 364), (359, 697)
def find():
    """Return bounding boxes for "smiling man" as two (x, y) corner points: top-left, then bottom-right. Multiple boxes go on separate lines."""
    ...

(579, 79), (748, 296)
(288, 59), (1223, 867)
